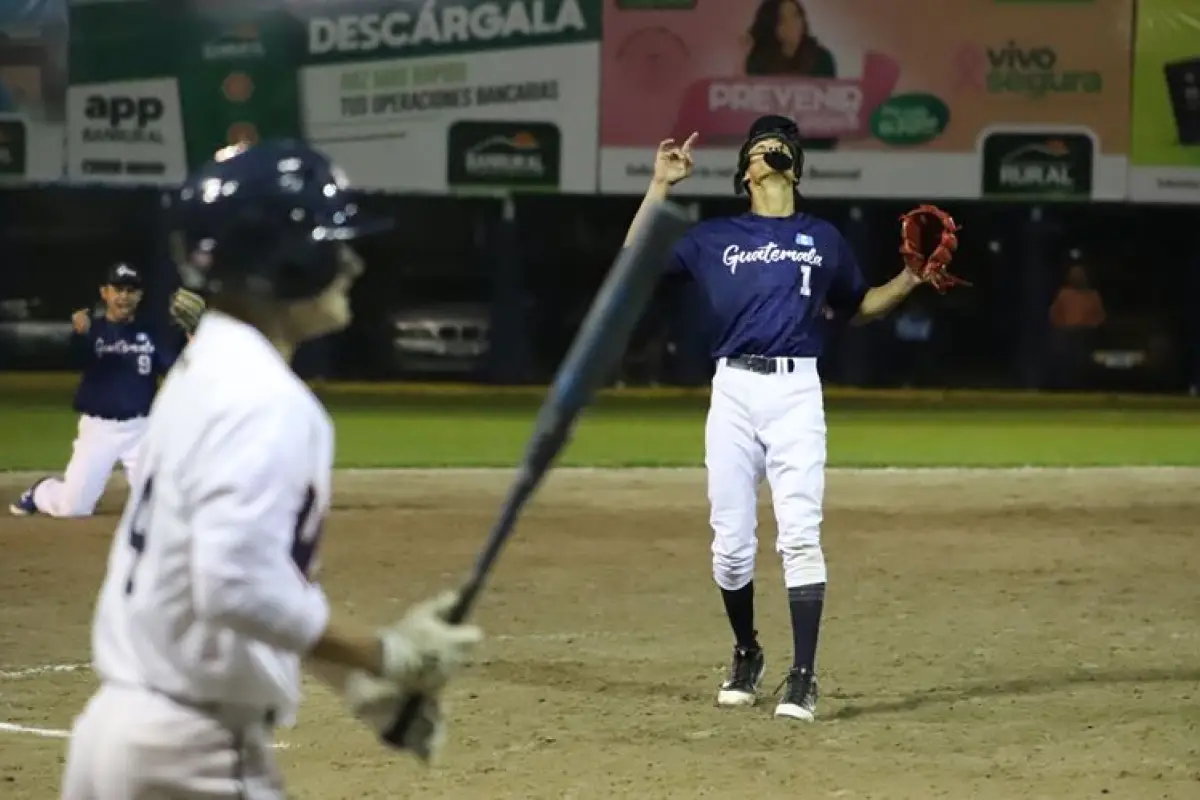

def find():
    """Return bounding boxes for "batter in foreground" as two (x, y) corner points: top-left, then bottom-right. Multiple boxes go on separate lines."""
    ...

(622, 115), (962, 721)
(61, 141), (483, 799)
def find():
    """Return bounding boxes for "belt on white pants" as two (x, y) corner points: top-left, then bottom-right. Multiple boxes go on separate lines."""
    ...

(720, 355), (814, 375)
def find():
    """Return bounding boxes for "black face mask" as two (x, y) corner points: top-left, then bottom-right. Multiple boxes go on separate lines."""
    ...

(763, 150), (795, 172)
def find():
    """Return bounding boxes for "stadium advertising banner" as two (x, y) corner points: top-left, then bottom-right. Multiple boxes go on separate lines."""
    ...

(0, 0), (68, 182)
(292, 0), (603, 193)
(598, 0), (1133, 199)
(65, 0), (187, 185)
(173, 4), (307, 177)
(65, 76), (188, 185)
(1129, 0), (1200, 203)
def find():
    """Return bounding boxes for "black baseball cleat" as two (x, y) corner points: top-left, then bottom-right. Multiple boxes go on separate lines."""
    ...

(774, 667), (818, 721)
(9, 477), (48, 517)
(716, 644), (765, 707)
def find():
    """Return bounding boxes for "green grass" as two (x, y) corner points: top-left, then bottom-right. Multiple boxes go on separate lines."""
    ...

(1, 386), (1198, 470)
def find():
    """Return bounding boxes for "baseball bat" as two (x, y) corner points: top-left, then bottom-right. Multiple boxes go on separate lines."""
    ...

(382, 200), (691, 754)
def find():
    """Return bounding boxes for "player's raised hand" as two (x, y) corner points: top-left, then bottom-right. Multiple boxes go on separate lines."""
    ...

(653, 132), (698, 186)
(71, 308), (91, 334)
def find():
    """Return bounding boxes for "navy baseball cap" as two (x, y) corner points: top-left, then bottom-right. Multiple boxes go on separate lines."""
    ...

(105, 263), (142, 288)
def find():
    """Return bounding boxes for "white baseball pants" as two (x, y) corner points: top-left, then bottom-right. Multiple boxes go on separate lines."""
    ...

(34, 415), (146, 517)
(704, 357), (827, 591)
(61, 684), (283, 799)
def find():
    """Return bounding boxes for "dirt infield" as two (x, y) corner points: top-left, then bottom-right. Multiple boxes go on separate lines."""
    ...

(1, 468), (1198, 799)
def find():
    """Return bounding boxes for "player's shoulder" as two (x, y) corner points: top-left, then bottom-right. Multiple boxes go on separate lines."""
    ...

(687, 215), (741, 239)
(675, 216), (741, 261)
(185, 314), (329, 423)
(796, 213), (844, 239)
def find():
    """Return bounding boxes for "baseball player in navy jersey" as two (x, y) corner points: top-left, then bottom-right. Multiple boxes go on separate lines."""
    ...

(623, 116), (945, 721)
(60, 140), (483, 799)
(9, 263), (189, 519)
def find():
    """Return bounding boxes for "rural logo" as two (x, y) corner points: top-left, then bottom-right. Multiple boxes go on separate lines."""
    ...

(203, 24), (266, 61)
(0, 119), (26, 176)
(446, 121), (561, 190)
(953, 41), (1102, 97)
(981, 131), (1094, 198)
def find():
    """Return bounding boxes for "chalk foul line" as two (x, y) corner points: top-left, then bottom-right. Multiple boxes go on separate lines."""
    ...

(0, 721), (290, 749)
(0, 663), (290, 749)
(0, 663), (88, 680)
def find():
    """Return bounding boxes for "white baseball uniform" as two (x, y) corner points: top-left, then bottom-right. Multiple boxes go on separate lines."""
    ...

(62, 310), (333, 800)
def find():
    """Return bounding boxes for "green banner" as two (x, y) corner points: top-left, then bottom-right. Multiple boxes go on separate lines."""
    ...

(67, 0), (306, 182)
(1129, 0), (1200, 201)
(175, 7), (304, 167)
(67, 0), (176, 85)
(66, 0), (188, 183)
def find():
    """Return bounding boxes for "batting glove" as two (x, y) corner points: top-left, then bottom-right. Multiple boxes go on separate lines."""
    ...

(343, 671), (449, 763)
(378, 591), (482, 693)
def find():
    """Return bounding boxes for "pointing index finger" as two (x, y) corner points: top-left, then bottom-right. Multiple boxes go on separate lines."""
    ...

(681, 132), (699, 151)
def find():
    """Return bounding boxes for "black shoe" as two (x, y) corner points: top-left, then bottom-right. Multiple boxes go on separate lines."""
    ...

(716, 644), (765, 707)
(773, 668), (818, 721)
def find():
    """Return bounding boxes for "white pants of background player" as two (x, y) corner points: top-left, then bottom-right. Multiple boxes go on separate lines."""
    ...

(34, 415), (146, 517)
(62, 684), (283, 799)
(706, 358), (827, 592)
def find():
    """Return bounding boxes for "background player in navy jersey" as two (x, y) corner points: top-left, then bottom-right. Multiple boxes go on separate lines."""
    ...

(9, 263), (195, 518)
(622, 116), (945, 721)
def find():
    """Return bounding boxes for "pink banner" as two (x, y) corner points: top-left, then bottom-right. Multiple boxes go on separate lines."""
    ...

(670, 53), (901, 143)
(601, 0), (1131, 154)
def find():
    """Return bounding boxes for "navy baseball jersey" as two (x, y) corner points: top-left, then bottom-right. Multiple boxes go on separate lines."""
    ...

(73, 317), (179, 420)
(669, 212), (868, 358)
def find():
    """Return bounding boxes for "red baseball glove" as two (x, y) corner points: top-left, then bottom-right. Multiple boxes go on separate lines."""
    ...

(898, 204), (967, 293)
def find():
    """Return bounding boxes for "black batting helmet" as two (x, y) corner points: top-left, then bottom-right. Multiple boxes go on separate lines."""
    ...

(166, 139), (390, 301)
(734, 114), (805, 194)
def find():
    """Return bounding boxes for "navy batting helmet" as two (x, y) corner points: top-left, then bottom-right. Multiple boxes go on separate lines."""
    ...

(734, 114), (805, 195)
(167, 139), (390, 301)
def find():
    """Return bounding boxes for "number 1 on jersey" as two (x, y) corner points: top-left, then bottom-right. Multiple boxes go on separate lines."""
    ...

(799, 264), (813, 297)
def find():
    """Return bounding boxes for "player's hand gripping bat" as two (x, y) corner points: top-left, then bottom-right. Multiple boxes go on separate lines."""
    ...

(381, 201), (692, 757)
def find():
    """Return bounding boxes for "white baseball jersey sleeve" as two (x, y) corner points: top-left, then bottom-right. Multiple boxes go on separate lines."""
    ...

(89, 311), (334, 726)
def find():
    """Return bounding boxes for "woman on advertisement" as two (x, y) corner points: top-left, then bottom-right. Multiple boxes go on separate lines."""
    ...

(743, 0), (836, 79)
(742, 0), (838, 149)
